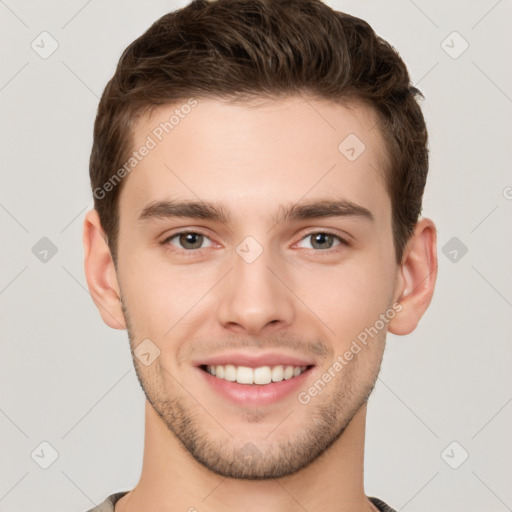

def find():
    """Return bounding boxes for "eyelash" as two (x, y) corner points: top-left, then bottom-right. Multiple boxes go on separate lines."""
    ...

(159, 230), (349, 255)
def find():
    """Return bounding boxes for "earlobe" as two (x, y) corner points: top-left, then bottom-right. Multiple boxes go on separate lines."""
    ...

(82, 209), (126, 330)
(388, 217), (438, 336)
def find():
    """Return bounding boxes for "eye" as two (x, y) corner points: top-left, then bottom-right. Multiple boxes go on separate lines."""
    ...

(162, 231), (214, 251)
(296, 232), (348, 250)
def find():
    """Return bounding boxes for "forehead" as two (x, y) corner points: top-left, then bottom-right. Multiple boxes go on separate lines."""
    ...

(119, 95), (391, 229)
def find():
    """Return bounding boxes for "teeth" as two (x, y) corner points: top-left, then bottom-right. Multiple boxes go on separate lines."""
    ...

(283, 365), (294, 380)
(205, 364), (308, 385)
(271, 365), (283, 382)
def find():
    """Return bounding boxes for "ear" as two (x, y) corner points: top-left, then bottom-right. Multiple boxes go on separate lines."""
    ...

(82, 209), (126, 330)
(388, 217), (438, 336)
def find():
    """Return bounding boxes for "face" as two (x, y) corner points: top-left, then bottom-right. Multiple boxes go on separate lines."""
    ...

(115, 95), (400, 479)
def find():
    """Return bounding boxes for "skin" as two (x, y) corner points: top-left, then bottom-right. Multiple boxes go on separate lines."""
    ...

(83, 95), (437, 512)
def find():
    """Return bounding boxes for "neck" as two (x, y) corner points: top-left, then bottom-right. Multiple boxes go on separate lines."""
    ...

(115, 400), (377, 512)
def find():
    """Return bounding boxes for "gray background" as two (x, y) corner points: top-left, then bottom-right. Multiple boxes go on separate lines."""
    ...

(1, 1), (511, 511)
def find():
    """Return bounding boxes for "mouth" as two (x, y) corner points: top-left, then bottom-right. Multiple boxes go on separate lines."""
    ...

(196, 363), (316, 406)
(200, 363), (313, 385)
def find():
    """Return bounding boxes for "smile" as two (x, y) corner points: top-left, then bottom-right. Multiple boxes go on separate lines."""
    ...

(203, 364), (309, 385)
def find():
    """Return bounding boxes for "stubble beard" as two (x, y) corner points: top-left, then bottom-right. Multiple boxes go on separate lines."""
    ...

(122, 300), (384, 480)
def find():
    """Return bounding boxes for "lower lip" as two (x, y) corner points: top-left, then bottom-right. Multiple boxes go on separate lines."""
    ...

(197, 366), (314, 406)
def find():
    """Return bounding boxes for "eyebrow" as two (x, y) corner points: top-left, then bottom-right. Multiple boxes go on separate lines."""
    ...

(137, 198), (374, 225)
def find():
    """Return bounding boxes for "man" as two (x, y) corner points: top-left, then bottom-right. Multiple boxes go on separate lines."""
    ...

(83, 0), (437, 510)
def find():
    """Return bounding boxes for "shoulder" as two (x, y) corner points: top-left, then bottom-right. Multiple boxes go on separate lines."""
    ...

(84, 491), (130, 512)
(368, 496), (397, 512)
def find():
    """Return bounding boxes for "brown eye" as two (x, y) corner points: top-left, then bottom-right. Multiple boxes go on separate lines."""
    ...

(164, 232), (213, 250)
(179, 233), (203, 249)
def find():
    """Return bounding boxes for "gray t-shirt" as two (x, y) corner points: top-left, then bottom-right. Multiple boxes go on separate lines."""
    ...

(86, 491), (397, 512)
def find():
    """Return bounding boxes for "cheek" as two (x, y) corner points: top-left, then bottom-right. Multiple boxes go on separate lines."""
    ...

(118, 252), (217, 337)
(118, 254), (168, 333)
(292, 255), (395, 342)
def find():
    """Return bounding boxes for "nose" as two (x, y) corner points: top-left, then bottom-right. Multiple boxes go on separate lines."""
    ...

(216, 246), (295, 336)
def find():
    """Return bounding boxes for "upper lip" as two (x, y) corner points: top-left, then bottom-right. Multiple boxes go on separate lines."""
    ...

(194, 351), (316, 369)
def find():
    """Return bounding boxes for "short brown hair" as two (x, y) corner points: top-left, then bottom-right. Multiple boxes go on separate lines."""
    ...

(89, 0), (428, 266)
